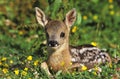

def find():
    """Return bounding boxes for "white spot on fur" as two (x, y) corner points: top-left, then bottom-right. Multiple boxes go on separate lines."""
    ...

(71, 49), (76, 53)
(79, 47), (100, 54)
(101, 56), (104, 59)
(71, 58), (76, 62)
(97, 58), (102, 63)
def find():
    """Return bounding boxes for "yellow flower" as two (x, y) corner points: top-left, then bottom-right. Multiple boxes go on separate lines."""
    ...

(21, 71), (27, 76)
(34, 60), (39, 66)
(93, 71), (97, 75)
(108, 0), (113, 3)
(109, 63), (112, 68)
(72, 72), (75, 76)
(10, 60), (13, 64)
(93, 15), (98, 20)
(72, 26), (77, 33)
(0, 61), (2, 65)
(2, 57), (7, 61)
(19, 31), (24, 35)
(24, 67), (28, 71)
(94, 67), (99, 71)
(7, 76), (11, 79)
(81, 65), (87, 71)
(91, 42), (97, 46)
(14, 69), (19, 75)
(109, 10), (115, 15)
(60, 61), (65, 67)
(4, 64), (9, 67)
(27, 56), (32, 61)
(83, 15), (88, 20)
(109, 4), (114, 9)
(95, 67), (102, 72)
(70, 62), (72, 65)
(2, 68), (8, 74)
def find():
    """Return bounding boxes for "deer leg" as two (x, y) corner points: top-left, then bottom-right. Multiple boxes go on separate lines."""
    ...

(41, 62), (54, 79)
(68, 63), (82, 72)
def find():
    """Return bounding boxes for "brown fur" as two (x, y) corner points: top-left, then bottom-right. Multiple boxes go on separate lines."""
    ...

(35, 7), (111, 78)
(47, 48), (71, 72)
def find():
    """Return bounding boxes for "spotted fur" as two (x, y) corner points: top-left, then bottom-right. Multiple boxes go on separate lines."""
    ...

(70, 44), (111, 69)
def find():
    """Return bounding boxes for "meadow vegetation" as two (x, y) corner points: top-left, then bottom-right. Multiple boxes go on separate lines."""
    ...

(0, 0), (120, 79)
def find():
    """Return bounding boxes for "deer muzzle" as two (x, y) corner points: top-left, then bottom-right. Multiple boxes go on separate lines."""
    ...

(48, 40), (59, 47)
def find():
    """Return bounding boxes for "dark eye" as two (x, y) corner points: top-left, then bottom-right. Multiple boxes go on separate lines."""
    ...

(60, 32), (65, 38)
(46, 32), (49, 38)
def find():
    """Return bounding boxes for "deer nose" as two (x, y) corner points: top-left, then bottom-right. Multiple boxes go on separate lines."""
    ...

(48, 41), (59, 47)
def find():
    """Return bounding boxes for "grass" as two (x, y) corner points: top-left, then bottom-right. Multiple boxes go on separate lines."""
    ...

(0, 0), (120, 79)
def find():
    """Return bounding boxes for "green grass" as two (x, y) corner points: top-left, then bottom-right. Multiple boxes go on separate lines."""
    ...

(0, 0), (120, 79)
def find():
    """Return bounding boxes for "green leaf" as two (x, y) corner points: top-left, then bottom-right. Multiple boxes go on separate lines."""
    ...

(51, 0), (62, 18)
(76, 12), (82, 25)
(91, 0), (99, 3)
(55, 70), (62, 76)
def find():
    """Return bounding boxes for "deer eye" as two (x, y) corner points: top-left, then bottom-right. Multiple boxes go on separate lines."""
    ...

(46, 32), (49, 38)
(60, 32), (65, 38)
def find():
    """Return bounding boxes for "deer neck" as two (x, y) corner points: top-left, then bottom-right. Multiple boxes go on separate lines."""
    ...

(47, 39), (72, 72)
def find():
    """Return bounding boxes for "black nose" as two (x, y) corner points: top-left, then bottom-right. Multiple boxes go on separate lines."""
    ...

(48, 41), (59, 47)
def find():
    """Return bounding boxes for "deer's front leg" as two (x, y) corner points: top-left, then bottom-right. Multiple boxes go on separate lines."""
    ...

(69, 63), (88, 71)
(41, 62), (53, 78)
(69, 63), (81, 69)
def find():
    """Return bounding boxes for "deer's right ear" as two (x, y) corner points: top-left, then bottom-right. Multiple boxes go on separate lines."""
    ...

(35, 7), (48, 27)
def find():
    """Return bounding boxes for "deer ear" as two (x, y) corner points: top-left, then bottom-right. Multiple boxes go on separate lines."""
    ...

(65, 8), (76, 28)
(35, 7), (48, 27)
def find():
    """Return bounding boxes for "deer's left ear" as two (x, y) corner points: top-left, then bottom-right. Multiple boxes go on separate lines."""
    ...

(65, 8), (76, 28)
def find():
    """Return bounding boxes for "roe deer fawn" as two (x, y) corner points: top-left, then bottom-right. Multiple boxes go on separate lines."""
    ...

(35, 7), (111, 77)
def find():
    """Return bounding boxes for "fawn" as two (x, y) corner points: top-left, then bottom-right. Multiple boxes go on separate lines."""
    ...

(35, 7), (111, 77)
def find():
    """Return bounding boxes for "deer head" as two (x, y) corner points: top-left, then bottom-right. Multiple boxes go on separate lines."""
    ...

(35, 7), (76, 51)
